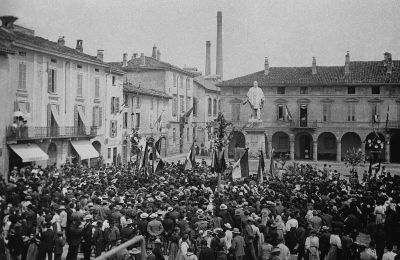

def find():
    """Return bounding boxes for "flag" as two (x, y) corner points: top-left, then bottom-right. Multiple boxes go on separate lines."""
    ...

(139, 141), (149, 171)
(257, 150), (265, 184)
(373, 105), (379, 123)
(119, 102), (127, 114)
(232, 149), (249, 179)
(212, 150), (226, 173)
(269, 149), (275, 177)
(368, 156), (373, 174)
(285, 105), (293, 121)
(152, 137), (165, 173)
(154, 158), (165, 173)
(184, 143), (195, 170)
(181, 107), (194, 124)
(385, 105), (390, 131)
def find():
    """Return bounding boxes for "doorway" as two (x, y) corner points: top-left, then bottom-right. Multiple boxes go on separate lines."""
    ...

(295, 132), (313, 160)
(300, 105), (308, 127)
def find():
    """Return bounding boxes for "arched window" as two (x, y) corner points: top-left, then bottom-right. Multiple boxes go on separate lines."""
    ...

(213, 98), (217, 116)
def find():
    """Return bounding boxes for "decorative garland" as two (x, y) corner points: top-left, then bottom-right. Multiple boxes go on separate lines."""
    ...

(366, 133), (384, 152)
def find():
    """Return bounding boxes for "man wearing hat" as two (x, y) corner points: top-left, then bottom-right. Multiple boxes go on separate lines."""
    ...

(81, 214), (93, 260)
(219, 204), (233, 227)
(121, 219), (135, 242)
(231, 228), (245, 260)
(93, 220), (105, 257)
(224, 223), (233, 250)
(147, 213), (164, 238)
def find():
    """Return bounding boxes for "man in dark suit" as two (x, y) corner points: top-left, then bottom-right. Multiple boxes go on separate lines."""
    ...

(81, 215), (93, 260)
(40, 222), (56, 260)
(66, 220), (82, 260)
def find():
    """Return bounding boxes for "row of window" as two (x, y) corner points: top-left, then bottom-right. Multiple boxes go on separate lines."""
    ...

(231, 86), (382, 95)
(18, 63), (103, 98)
(172, 95), (193, 116)
(232, 102), (389, 122)
(173, 73), (191, 90)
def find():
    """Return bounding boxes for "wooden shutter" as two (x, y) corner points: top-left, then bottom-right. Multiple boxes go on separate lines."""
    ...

(99, 107), (103, 127)
(53, 70), (57, 93)
(92, 106), (96, 126)
(48, 69), (52, 92)
(47, 104), (52, 128)
(110, 121), (113, 137)
(115, 97), (120, 114)
(26, 102), (30, 113)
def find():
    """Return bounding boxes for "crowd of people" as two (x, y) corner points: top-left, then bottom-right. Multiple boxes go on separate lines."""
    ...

(1, 159), (400, 260)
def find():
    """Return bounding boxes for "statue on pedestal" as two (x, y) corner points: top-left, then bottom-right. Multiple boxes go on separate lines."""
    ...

(243, 81), (265, 120)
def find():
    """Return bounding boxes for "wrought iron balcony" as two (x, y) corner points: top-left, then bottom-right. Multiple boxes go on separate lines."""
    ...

(290, 120), (318, 129)
(6, 126), (98, 141)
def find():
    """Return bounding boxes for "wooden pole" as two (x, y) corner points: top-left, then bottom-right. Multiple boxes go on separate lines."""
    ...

(94, 235), (146, 260)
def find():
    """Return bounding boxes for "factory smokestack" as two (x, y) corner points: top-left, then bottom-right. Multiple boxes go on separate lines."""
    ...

(205, 41), (211, 76)
(216, 11), (223, 79)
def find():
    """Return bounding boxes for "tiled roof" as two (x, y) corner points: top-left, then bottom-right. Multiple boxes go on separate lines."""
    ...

(123, 82), (172, 99)
(219, 61), (400, 87)
(194, 76), (221, 92)
(0, 41), (15, 54)
(0, 27), (105, 65)
(109, 56), (197, 77)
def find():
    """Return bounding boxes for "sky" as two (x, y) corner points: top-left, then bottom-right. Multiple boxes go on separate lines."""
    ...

(1, 0), (400, 80)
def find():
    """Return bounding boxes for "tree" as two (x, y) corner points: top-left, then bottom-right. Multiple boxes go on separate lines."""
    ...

(344, 147), (364, 175)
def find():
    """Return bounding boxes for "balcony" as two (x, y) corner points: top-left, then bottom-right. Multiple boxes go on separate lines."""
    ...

(6, 126), (98, 141)
(290, 120), (318, 129)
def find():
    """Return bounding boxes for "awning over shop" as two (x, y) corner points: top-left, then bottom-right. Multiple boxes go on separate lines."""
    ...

(9, 143), (49, 162)
(70, 140), (99, 160)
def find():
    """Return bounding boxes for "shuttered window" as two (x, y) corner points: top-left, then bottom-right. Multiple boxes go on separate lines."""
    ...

(94, 78), (100, 98)
(48, 68), (57, 93)
(322, 103), (331, 122)
(18, 63), (27, 89)
(172, 95), (178, 116)
(77, 74), (83, 96)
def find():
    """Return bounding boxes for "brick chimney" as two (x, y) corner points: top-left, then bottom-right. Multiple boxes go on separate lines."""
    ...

(57, 36), (65, 46)
(97, 50), (104, 61)
(264, 57), (269, 75)
(0, 16), (18, 29)
(345, 51), (350, 74)
(140, 53), (146, 66)
(312, 57), (317, 75)
(152, 45), (157, 59)
(132, 53), (138, 59)
(123, 53), (128, 67)
(216, 11), (223, 79)
(76, 40), (83, 52)
(205, 41), (211, 76)
(157, 50), (161, 61)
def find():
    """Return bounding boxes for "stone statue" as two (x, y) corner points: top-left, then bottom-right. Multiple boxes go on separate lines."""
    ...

(243, 81), (265, 120)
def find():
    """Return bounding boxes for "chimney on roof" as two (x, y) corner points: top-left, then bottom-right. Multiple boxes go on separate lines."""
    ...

(205, 41), (211, 76)
(0, 16), (18, 29)
(152, 45), (157, 59)
(132, 53), (138, 59)
(384, 52), (393, 74)
(157, 50), (161, 61)
(123, 53), (128, 67)
(57, 36), (65, 46)
(216, 11), (223, 79)
(345, 51), (350, 74)
(76, 40), (83, 52)
(140, 53), (146, 66)
(97, 50), (104, 61)
(312, 57), (317, 75)
(264, 57), (269, 75)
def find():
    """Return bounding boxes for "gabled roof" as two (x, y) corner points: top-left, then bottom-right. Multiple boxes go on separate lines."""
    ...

(0, 27), (106, 66)
(219, 61), (400, 87)
(109, 56), (197, 77)
(194, 76), (220, 92)
(123, 82), (172, 99)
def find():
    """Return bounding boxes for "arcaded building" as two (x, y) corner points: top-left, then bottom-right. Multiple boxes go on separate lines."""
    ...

(219, 52), (400, 163)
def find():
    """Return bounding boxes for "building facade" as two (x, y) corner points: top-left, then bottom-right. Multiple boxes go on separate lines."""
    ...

(0, 16), (115, 178)
(110, 47), (197, 155)
(193, 76), (221, 155)
(219, 53), (400, 163)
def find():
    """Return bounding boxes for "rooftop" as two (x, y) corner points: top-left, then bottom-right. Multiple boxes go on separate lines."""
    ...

(123, 82), (172, 99)
(194, 76), (221, 92)
(109, 56), (197, 77)
(219, 60), (400, 87)
(0, 26), (106, 66)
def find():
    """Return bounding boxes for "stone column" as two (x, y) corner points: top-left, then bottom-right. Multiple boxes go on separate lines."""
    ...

(361, 141), (365, 154)
(385, 141), (390, 163)
(313, 141), (318, 161)
(289, 140), (295, 161)
(336, 141), (342, 162)
(265, 138), (271, 158)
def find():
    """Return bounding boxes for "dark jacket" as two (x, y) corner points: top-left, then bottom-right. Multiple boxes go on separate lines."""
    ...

(199, 247), (216, 260)
(54, 236), (66, 254)
(40, 229), (56, 250)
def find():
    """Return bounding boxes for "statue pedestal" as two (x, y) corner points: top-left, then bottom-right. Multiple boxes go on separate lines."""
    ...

(245, 129), (266, 159)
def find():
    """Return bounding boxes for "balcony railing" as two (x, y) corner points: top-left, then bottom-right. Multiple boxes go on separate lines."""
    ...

(290, 120), (318, 129)
(6, 126), (98, 141)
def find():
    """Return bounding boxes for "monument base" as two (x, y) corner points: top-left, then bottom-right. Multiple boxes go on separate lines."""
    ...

(245, 129), (266, 159)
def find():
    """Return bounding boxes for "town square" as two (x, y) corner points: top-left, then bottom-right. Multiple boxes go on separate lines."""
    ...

(1, 0), (400, 259)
